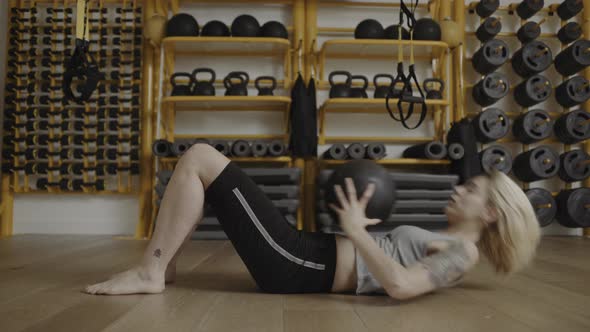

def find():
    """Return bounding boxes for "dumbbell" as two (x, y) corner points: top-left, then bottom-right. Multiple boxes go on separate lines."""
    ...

(8, 58), (37, 67)
(115, 7), (142, 14)
(112, 26), (142, 35)
(514, 0), (544, 20)
(10, 16), (37, 24)
(513, 146), (560, 182)
(472, 72), (510, 107)
(25, 121), (50, 131)
(88, 18), (107, 24)
(89, 8), (108, 14)
(525, 188), (557, 227)
(6, 71), (37, 80)
(97, 148), (139, 161)
(46, 8), (72, 14)
(231, 140), (252, 157)
(12, 7), (38, 14)
(479, 145), (513, 174)
(402, 141), (447, 160)
(45, 17), (72, 23)
(512, 109), (553, 144)
(514, 75), (552, 108)
(60, 148), (85, 160)
(95, 135), (119, 146)
(41, 37), (73, 45)
(111, 57), (142, 67)
(40, 71), (64, 80)
(24, 148), (49, 160)
(472, 39), (509, 75)
(516, 19), (545, 44)
(96, 164), (118, 176)
(323, 144), (347, 160)
(25, 162), (49, 175)
(36, 178), (60, 190)
(554, 39), (590, 76)
(115, 17), (141, 24)
(113, 36), (142, 45)
(472, 108), (510, 143)
(557, 22), (582, 44)
(555, 76), (590, 108)
(475, 17), (501, 42)
(511, 41), (552, 78)
(108, 84), (140, 94)
(558, 150), (590, 182)
(555, 188), (590, 228)
(96, 120), (140, 132)
(556, 0), (583, 20)
(554, 110), (590, 144)
(59, 163), (85, 176)
(108, 95), (140, 105)
(25, 134), (49, 145)
(111, 71), (141, 80)
(69, 179), (106, 191)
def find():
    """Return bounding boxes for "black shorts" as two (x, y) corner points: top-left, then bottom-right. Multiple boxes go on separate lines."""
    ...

(204, 162), (337, 294)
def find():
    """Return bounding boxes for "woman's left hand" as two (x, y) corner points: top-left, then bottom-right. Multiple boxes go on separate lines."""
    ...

(328, 177), (382, 233)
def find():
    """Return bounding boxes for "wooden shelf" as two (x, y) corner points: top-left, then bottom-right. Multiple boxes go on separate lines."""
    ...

(162, 96), (292, 112)
(321, 98), (447, 114)
(320, 158), (450, 166)
(322, 136), (437, 144)
(159, 156), (292, 164)
(163, 37), (291, 57)
(174, 134), (287, 141)
(317, 39), (449, 60)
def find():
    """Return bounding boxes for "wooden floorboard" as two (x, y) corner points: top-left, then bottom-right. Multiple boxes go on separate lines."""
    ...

(0, 235), (589, 332)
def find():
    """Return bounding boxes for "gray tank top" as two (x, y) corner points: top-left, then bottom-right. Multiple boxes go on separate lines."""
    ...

(355, 225), (460, 295)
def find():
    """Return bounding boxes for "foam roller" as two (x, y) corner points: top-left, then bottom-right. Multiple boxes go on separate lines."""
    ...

(347, 143), (366, 160)
(402, 141), (447, 160)
(365, 143), (386, 160)
(193, 138), (210, 145)
(152, 139), (172, 157)
(252, 141), (269, 157)
(259, 185), (299, 199)
(212, 141), (230, 156)
(244, 168), (302, 185)
(391, 172), (459, 189)
(231, 140), (252, 157)
(323, 144), (347, 160)
(396, 189), (453, 200)
(268, 140), (286, 156)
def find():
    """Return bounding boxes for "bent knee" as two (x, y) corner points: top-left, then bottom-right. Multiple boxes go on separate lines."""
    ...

(177, 143), (229, 187)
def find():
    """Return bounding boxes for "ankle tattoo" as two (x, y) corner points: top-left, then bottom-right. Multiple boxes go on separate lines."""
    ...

(153, 249), (162, 258)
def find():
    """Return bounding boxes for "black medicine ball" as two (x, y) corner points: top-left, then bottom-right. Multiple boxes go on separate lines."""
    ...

(413, 18), (441, 41)
(201, 20), (230, 37)
(324, 160), (396, 223)
(166, 13), (199, 37)
(259, 21), (288, 39)
(231, 15), (260, 37)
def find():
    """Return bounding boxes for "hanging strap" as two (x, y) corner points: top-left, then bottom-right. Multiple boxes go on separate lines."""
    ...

(63, 0), (101, 104)
(396, 29), (427, 130)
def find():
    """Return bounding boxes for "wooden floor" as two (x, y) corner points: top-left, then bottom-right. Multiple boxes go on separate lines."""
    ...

(1, 235), (589, 332)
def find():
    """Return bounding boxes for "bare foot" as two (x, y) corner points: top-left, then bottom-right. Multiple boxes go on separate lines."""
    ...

(165, 263), (176, 284)
(84, 266), (165, 295)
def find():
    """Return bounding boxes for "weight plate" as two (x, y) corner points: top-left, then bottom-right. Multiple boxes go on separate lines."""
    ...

(447, 143), (465, 160)
(555, 76), (590, 108)
(472, 39), (510, 75)
(555, 39), (590, 76)
(525, 188), (557, 227)
(513, 41), (552, 77)
(514, 75), (552, 107)
(513, 146), (560, 182)
(513, 109), (553, 144)
(473, 108), (510, 143)
(558, 150), (590, 182)
(473, 72), (510, 106)
(556, 188), (590, 227)
(480, 145), (513, 174)
(554, 110), (590, 144)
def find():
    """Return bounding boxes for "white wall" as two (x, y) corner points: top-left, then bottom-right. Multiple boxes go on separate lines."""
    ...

(3, 0), (585, 236)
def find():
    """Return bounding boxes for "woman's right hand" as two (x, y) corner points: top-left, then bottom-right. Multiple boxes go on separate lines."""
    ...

(328, 178), (382, 233)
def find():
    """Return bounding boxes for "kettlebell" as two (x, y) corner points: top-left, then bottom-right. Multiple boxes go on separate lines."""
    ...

(374, 74), (394, 98)
(329, 71), (352, 98)
(224, 71), (249, 96)
(170, 72), (193, 96)
(350, 75), (369, 98)
(423, 78), (445, 99)
(255, 76), (277, 96)
(192, 68), (216, 96)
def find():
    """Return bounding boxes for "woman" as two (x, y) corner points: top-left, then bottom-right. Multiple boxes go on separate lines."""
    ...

(84, 143), (541, 300)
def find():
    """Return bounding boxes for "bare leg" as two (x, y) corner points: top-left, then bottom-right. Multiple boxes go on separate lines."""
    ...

(164, 225), (196, 284)
(84, 144), (229, 295)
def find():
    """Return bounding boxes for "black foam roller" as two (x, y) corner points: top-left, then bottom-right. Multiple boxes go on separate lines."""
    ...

(402, 141), (447, 160)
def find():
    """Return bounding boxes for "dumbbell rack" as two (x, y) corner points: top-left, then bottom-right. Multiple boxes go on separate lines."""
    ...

(1, 0), (147, 236)
(454, 1), (590, 234)
(147, 0), (307, 237)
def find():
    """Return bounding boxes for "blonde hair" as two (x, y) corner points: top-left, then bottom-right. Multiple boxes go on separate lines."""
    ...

(477, 170), (541, 276)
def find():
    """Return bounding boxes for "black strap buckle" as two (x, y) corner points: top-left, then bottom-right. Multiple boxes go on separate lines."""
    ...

(63, 38), (101, 104)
